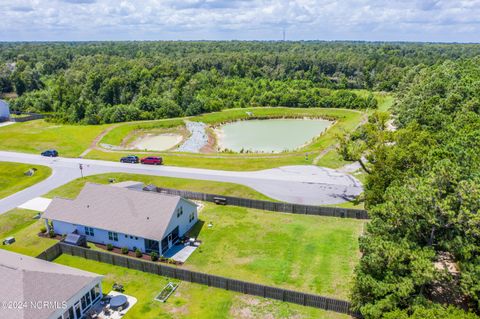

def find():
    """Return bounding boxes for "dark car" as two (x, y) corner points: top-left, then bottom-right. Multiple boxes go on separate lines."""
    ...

(120, 155), (139, 164)
(140, 156), (163, 165)
(41, 149), (58, 157)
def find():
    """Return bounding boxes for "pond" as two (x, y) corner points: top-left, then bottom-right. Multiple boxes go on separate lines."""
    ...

(216, 118), (332, 153)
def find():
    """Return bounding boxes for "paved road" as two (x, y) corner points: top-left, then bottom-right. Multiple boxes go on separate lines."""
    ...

(0, 151), (363, 214)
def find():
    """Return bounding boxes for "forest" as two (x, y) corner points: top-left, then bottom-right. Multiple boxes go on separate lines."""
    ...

(1, 41), (480, 123)
(1, 41), (480, 319)
(342, 57), (480, 318)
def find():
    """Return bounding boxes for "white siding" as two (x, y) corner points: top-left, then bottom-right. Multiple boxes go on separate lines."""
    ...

(49, 278), (103, 319)
(164, 199), (198, 239)
(51, 220), (147, 252)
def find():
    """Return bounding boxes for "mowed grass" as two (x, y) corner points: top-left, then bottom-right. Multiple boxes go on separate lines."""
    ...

(186, 203), (364, 300)
(0, 208), (57, 257)
(0, 162), (52, 199)
(315, 150), (353, 169)
(55, 255), (348, 319)
(44, 173), (274, 201)
(0, 120), (111, 157)
(87, 149), (311, 171)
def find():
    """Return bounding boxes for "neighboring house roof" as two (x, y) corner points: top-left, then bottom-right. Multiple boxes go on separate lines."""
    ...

(43, 183), (195, 241)
(0, 249), (102, 319)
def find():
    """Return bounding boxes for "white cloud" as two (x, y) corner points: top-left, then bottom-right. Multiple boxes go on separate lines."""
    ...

(0, 0), (479, 41)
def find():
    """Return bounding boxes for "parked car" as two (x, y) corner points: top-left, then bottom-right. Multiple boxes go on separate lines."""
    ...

(120, 155), (139, 163)
(41, 149), (58, 157)
(140, 156), (163, 165)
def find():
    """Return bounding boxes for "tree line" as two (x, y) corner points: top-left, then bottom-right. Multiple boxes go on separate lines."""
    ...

(1, 41), (479, 123)
(342, 57), (480, 318)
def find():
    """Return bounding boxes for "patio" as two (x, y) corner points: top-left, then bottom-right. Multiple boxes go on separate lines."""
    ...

(164, 242), (198, 263)
(86, 291), (137, 319)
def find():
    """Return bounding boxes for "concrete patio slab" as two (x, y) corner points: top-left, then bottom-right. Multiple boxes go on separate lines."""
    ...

(164, 244), (197, 263)
(18, 197), (52, 212)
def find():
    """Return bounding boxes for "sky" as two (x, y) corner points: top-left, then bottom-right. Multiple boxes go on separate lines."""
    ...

(0, 0), (479, 42)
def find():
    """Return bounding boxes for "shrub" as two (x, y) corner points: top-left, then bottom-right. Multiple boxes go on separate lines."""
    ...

(150, 252), (159, 261)
(121, 247), (129, 254)
(106, 244), (114, 251)
(40, 226), (47, 233)
(48, 230), (55, 238)
(135, 249), (143, 258)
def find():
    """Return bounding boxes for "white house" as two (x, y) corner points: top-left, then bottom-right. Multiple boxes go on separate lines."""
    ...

(0, 99), (10, 120)
(0, 249), (103, 319)
(43, 182), (198, 255)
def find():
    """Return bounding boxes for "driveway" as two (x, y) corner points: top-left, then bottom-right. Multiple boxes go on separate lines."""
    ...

(0, 151), (363, 214)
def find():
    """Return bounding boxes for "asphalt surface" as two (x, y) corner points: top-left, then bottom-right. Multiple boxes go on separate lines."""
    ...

(0, 151), (363, 214)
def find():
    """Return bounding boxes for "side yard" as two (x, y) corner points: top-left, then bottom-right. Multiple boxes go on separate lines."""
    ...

(43, 173), (274, 201)
(0, 162), (51, 199)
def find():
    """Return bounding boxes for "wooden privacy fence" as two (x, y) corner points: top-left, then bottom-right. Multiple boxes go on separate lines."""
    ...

(152, 186), (369, 220)
(38, 243), (361, 317)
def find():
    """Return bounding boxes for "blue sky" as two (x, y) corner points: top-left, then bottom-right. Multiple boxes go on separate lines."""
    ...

(0, 0), (479, 42)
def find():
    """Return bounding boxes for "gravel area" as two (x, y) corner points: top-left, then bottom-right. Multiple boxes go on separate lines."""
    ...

(177, 121), (208, 153)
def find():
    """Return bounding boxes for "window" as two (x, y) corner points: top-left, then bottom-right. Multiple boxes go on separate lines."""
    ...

(135, 237), (138, 240)
(85, 291), (91, 305)
(81, 295), (87, 310)
(177, 206), (183, 218)
(189, 212), (195, 223)
(84, 227), (94, 236)
(108, 232), (118, 241)
(63, 307), (74, 319)
(125, 235), (128, 238)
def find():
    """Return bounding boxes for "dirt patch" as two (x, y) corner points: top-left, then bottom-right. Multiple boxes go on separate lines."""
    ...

(199, 126), (217, 153)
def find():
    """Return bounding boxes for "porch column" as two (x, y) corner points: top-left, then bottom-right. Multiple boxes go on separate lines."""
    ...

(44, 219), (50, 233)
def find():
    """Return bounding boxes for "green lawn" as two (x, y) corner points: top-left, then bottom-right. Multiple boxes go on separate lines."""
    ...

(0, 120), (111, 157)
(55, 255), (347, 319)
(44, 173), (274, 201)
(0, 162), (52, 199)
(0, 208), (57, 257)
(185, 203), (364, 300)
(315, 150), (353, 169)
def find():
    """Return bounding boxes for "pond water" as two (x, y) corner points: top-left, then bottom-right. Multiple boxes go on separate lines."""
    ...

(216, 118), (332, 153)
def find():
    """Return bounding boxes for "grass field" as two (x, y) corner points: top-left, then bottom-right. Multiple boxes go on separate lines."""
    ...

(186, 203), (364, 300)
(0, 120), (111, 157)
(55, 255), (348, 319)
(0, 162), (52, 199)
(0, 208), (57, 256)
(44, 173), (274, 201)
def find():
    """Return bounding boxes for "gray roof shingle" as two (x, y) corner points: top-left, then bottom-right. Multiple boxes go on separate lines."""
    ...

(0, 249), (101, 319)
(43, 183), (186, 241)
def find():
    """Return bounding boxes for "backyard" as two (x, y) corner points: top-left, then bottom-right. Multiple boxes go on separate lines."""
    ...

(186, 204), (364, 300)
(0, 162), (51, 199)
(54, 255), (349, 319)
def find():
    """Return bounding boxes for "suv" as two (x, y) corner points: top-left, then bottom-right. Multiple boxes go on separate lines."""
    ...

(120, 155), (139, 164)
(140, 156), (163, 165)
(41, 149), (58, 157)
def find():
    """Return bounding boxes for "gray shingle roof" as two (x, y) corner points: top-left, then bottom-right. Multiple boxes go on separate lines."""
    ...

(0, 249), (101, 319)
(43, 183), (185, 241)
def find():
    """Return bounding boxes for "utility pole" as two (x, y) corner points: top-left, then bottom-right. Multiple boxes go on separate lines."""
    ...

(282, 27), (286, 41)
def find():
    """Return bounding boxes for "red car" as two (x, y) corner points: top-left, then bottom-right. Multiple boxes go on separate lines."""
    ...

(140, 156), (163, 165)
